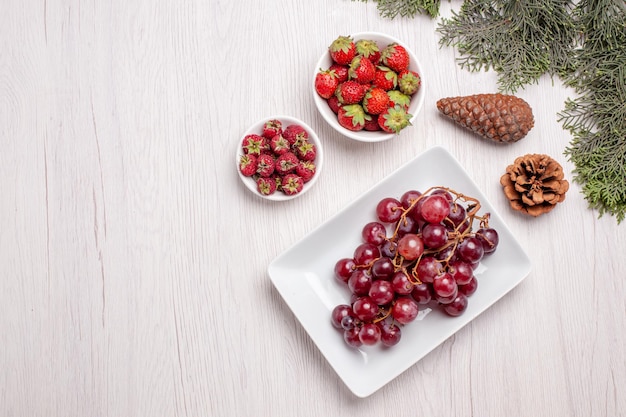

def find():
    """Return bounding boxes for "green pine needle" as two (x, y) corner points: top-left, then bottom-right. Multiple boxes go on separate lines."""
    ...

(351, 0), (441, 19)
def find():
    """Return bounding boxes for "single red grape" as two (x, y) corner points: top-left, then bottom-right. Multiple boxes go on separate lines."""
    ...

(432, 272), (457, 298)
(379, 320), (402, 347)
(369, 279), (395, 305)
(458, 236), (485, 263)
(415, 256), (443, 283)
(391, 297), (419, 324)
(331, 304), (353, 328)
(419, 194), (450, 224)
(359, 323), (382, 345)
(343, 327), (362, 348)
(352, 296), (379, 321)
(334, 258), (356, 283)
(371, 257), (395, 280)
(397, 233), (424, 261)
(353, 242), (381, 265)
(362, 221), (387, 246)
(348, 269), (372, 296)
(421, 222), (448, 249)
(410, 282), (432, 304)
(443, 294), (468, 316)
(391, 270), (414, 295)
(376, 197), (404, 223)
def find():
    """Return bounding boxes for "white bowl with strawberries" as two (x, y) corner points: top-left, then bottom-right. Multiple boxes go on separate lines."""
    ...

(236, 115), (323, 201)
(313, 32), (425, 142)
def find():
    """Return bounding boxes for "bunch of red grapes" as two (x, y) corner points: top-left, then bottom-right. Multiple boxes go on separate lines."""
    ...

(331, 186), (500, 348)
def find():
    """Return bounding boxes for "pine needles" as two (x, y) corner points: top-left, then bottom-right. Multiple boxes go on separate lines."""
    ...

(351, 0), (441, 19)
(353, 0), (626, 223)
(558, 0), (626, 223)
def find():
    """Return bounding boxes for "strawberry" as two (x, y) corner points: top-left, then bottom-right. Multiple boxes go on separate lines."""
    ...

(373, 66), (398, 91)
(387, 90), (412, 110)
(364, 116), (382, 131)
(378, 105), (412, 134)
(315, 68), (340, 99)
(355, 39), (381, 64)
(329, 63), (349, 83)
(295, 139), (317, 161)
(398, 69), (421, 95)
(329, 35), (356, 65)
(262, 119), (282, 139)
(239, 154), (258, 176)
(241, 134), (267, 156)
(270, 133), (291, 155)
(336, 80), (368, 105)
(296, 160), (316, 182)
(281, 174), (304, 195)
(381, 43), (410, 73)
(256, 177), (277, 195)
(348, 56), (375, 84)
(275, 151), (299, 175)
(256, 153), (275, 177)
(327, 95), (342, 114)
(362, 87), (390, 115)
(337, 104), (370, 131)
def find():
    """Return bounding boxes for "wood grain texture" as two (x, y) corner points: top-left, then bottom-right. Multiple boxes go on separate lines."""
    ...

(1, 1), (625, 416)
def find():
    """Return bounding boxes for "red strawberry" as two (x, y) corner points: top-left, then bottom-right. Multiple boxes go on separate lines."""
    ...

(381, 43), (410, 73)
(256, 177), (277, 195)
(256, 153), (275, 177)
(241, 134), (267, 156)
(329, 35), (356, 65)
(373, 66), (398, 91)
(337, 104), (370, 131)
(348, 56), (375, 84)
(295, 140), (316, 161)
(378, 105), (412, 134)
(387, 90), (412, 110)
(315, 69), (340, 99)
(398, 69), (421, 95)
(364, 116), (382, 131)
(355, 39), (381, 64)
(270, 133), (291, 155)
(327, 95), (342, 114)
(336, 81), (368, 105)
(239, 154), (258, 176)
(329, 63), (349, 83)
(262, 119), (282, 139)
(283, 124), (308, 144)
(275, 152), (299, 175)
(296, 160), (316, 182)
(362, 87), (390, 115)
(281, 174), (304, 195)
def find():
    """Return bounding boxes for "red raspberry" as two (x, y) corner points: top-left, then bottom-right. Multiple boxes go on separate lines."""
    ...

(296, 161), (316, 182)
(256, 177), (277, 195)
(275, 152), (299, 175)
(281, 174), (304, 195)
(283, 124), (308, 144)
(256, 153), (275, 177)
(295, 140), (317, 161)
(239, 154), (258, 176)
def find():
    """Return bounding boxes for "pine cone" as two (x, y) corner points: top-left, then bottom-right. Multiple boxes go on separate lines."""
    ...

(500, 154), (569, 217)
(436, 93), (534, 143)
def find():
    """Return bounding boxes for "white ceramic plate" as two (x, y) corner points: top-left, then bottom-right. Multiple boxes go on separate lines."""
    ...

(312, 31), (426, 142)
(268, 145), (532, 397)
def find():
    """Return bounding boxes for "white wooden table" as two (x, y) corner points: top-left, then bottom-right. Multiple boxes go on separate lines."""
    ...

(2, 1), (625, 416)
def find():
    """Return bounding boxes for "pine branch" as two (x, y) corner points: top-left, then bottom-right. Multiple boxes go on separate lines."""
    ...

(351, 0), (441, 19)
(436, 0), (578, 93)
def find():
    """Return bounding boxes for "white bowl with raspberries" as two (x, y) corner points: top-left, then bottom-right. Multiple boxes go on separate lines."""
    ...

(313, 32), (425, 142)
(236, 115), (324, 201)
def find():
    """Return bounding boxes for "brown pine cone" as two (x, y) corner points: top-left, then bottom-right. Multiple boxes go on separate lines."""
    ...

(500, 154), (569, 217)
(437, 93), (534, 143)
